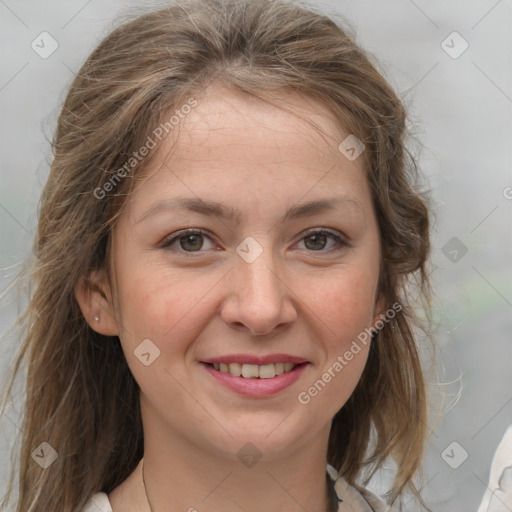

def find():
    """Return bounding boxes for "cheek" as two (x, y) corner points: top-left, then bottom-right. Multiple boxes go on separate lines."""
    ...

(297, 271), (375, 416)
(113, 268), (214, 391)
(114, 262), (220, 354)
(305, 266), (378, 339)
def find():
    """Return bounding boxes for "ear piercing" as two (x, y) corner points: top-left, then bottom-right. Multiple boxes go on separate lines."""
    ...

(94, 314), (100, 322)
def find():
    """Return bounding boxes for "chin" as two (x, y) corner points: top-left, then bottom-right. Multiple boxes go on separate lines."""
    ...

(210, 418), (323, 463)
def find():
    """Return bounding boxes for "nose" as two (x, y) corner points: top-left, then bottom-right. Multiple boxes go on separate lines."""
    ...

(219, 244), (297, 336)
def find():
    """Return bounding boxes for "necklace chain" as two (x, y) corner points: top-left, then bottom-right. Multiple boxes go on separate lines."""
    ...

(141, 459), (337, 512)
(141, 459), (155, 512)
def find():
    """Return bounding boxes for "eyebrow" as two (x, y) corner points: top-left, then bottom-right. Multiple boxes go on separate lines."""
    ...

(136, 196), (364, 225)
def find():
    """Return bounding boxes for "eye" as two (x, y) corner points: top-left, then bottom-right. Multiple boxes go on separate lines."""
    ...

(296, 228), (349, 252)
(160, 229), (217, 254)
(159, 227), (349, 256)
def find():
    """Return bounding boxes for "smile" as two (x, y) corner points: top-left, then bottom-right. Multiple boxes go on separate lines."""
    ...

(209, 362), (298, 379)
(201, 361), (309, 397)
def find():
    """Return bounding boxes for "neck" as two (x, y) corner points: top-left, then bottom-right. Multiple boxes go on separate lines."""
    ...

(142, 457), (333, 512)
(139, 404), (334, 512)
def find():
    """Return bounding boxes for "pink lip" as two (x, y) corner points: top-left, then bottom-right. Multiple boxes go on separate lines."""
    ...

(201, 361), (309, 397)
(201, 354), (308, 365)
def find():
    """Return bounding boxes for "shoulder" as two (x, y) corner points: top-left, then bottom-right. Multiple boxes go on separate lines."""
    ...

(81, 492), (113, 512)
(327, 464), (397, 512)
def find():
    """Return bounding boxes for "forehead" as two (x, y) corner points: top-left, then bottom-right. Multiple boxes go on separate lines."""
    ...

(173, 85), (353, 162)
(124, 84), (371, 221)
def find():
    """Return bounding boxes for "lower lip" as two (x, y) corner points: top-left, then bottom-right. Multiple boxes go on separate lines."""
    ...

(201, 362), (309, 397)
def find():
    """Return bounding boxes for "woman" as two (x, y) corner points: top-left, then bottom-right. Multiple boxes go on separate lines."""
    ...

(0, 0), (432, 510)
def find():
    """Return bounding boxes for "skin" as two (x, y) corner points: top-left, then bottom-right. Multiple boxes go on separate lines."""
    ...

(75, 83), (385, 512)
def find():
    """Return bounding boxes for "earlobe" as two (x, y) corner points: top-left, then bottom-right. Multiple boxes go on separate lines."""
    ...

(74, 269), (119, 336)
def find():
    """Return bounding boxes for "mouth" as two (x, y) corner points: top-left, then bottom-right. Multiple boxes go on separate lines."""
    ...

(204, 361), (304, 379)
(201, 360), (310, 397)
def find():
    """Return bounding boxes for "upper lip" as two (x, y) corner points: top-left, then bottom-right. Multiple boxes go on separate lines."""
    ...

(201, 354), (309, 365)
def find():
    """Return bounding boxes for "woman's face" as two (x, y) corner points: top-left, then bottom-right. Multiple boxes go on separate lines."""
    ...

(103, 85), (384, 461)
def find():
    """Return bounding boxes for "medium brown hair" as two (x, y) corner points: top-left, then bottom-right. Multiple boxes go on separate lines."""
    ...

(1, 0), (433, 510)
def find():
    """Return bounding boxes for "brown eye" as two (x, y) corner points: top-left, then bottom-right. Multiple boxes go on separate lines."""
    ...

(298, 229), (349, 253)
(160, 229), (216, 254)
(179, 234), (204, 251)
(304, 233), (328, 251)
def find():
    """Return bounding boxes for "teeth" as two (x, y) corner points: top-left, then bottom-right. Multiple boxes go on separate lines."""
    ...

(241, 364), (259, 378)
(258, 364), (275, 379)
(229, 363), (242, 377)
(211, 361), (299, 378)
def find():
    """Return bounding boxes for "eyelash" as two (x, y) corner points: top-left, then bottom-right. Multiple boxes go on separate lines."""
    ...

(159, 227), (350, 257)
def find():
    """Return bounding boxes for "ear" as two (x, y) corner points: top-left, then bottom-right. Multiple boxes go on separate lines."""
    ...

(74, 268), (119, 336)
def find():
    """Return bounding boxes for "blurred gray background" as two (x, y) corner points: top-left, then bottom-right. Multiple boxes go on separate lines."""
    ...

(1, 0), (511, 510)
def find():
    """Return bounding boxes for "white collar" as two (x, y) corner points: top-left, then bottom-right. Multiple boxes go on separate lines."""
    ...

(326, 463), (395, 512)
